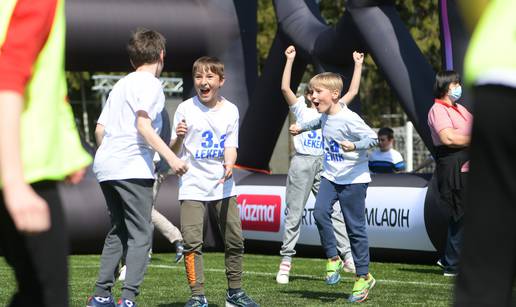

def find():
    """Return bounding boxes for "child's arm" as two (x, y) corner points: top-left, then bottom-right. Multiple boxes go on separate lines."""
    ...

(170, 119), (187, 154)
(290, 117), (322, 135)
(0, 91), (50, 233)
(95, 123), (105, 146)
(339, 52), (364, 105)
(281, 46), (299, 106)
(221, 147), (237, 183)
(136, 111), (188, 175)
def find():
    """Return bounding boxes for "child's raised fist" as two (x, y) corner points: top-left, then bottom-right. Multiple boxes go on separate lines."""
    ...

(353, 51), (365, 64)
(285, 45), (296, 60)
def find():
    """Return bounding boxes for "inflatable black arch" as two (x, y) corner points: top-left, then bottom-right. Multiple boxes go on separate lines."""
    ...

(63, 0), (470, 260)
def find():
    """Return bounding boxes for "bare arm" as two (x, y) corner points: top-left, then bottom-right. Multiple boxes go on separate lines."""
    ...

(136, 111), (188, 175)
(281, 46), (299, 106)
(95, 123), (105, 146)
(340, 52), (364, 105)
(438, 128), (471, 147)
(170, 119), (187, 155)
(0, 91), (50, 233)
(221, 147), (237, 183)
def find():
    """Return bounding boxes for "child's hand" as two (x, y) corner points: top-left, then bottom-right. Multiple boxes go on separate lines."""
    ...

(289, 123), (301, 136)
(285, 45), (296, 60)
(219, 163), (234, 184)
(340, 140), (356, 152)
(170, 157), (188, 176)
(4, 182), (50, 234)
(353, 51), (364, 65)
(176, 119), (187, 138)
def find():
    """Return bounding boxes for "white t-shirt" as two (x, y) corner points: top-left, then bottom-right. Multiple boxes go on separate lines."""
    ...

(289, 97), (324, 156)
(172, 96), (239, 201)
(368, 148), (405, 173)
(319, 106), (377, 184)
(93, 71), (164, 182)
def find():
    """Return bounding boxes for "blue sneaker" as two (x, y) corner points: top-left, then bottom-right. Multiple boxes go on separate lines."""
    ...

(184, 295), (208, 307)
(86, 296), (116, 307)
(117, 298), (136, 307)
(226, 290), (259, 307)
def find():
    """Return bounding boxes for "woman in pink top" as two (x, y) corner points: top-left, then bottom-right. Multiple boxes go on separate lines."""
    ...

(427, 71), (472, 277)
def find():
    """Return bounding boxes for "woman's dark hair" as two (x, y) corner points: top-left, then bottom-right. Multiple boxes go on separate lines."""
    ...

(433, 70), (461, 99)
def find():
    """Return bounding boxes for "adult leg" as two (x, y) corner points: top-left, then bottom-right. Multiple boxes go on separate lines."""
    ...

(280, 155), (319, 262)
(114, 179), (154, 301)
(212, 197), (244, 290)
(0, 181), (68, 307)
(337, 183), (370, 276)
(181, 200), (206, 296)
(455, 85), (516, 306)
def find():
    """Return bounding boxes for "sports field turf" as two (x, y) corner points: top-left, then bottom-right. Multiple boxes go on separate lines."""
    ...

(0, 252), (453, 306)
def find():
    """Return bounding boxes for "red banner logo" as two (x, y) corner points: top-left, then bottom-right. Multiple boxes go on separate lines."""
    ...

(237, 194), (281, 232)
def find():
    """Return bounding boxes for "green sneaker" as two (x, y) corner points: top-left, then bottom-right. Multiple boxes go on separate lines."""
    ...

(325, 258), (344, 285)
(348, 273), (376, 303)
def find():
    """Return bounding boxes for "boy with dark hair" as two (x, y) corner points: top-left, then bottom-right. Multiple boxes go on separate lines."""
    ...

(292, 65), (378, 303)
(368, 127), (405, 173)
(171, 56), (259, 307)
(87, 28), (188, 307)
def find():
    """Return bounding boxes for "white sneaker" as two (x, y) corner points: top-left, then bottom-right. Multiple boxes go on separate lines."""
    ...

(343, 257), (356, 273)
(118, 265), (127, 281)
(276, 261), (291, 284)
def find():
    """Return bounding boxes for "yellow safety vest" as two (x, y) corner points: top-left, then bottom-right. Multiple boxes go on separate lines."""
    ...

(0, 0), (91, 184)
(464, 0), (516, 85)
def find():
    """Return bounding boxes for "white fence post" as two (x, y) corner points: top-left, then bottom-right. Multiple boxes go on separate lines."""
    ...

(405, 121), (413, 172)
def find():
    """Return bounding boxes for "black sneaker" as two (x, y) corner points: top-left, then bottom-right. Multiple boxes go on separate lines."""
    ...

(184, 295), (208, 307)
(226, 290), (259, 307)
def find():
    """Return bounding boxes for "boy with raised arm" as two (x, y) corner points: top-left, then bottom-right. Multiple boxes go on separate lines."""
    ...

(276, 45), (357, 285)
(291, 54), (378, 303)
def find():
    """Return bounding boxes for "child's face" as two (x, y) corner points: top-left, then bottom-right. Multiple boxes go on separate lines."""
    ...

(194, 68), (225, 105)
(311, 85), (339, 114)
(378, 135), (393, 152)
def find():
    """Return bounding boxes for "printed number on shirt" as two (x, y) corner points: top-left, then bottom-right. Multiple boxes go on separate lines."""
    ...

(196, 131), (225, 159)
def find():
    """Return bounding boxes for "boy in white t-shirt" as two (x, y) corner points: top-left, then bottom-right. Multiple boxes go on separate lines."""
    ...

(88, 29), (187, 307)
(368, 127), (405, 173)
(276, 46), (358, 285)
(171, 56), (259, 307)
(292, 70), (378, 303)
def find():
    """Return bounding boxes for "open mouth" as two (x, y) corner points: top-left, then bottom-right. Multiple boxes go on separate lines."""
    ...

(313, 101), (320, 107)
(200, 88), (210, 96)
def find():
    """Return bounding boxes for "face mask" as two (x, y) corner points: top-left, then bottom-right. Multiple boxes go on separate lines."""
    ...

(448, 85), (462, 102)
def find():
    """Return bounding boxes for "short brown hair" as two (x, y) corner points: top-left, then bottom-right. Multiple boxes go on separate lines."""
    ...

(309, 72), (343, 94)
(192, 56), (224, 79)
(127, 28), (166, 68)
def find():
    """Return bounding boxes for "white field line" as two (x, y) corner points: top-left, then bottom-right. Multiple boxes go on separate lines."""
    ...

(69, 264), (451, 288)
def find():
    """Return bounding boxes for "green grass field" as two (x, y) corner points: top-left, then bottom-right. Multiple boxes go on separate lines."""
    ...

(0, 253), (453, 306)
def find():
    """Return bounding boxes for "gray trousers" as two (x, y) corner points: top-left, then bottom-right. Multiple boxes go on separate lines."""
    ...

(280, 154), (351, 262)
(95, 179), (154, 300)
